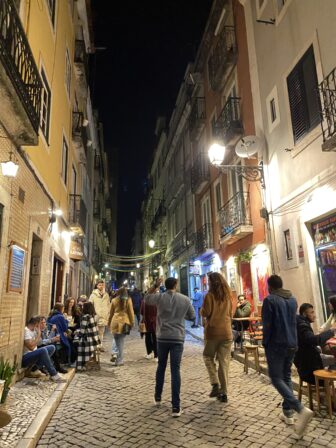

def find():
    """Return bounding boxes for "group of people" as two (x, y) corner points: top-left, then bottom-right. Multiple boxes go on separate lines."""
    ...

(21, 273), (336, 438)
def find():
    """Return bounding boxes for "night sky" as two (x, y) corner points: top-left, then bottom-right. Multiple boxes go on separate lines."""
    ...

(92, 0), (213, 254)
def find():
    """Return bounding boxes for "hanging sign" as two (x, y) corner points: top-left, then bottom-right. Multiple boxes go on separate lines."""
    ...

(69, 240), (84, 261)
(7, 245), (26, 293)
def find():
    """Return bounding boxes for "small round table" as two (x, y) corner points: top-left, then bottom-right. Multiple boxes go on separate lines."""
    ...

(313, 369), (336, 418)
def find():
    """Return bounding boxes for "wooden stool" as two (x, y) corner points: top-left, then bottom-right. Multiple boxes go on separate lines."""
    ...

(298, 378), (314, 410)
(244, 344), (260, 374)
(313, 369), (336, 418)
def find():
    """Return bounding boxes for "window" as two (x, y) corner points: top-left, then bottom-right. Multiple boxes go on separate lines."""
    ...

(65, 48), (71, 97)
(270, 98), (277, 123)
(284, 229), (293, 260)
(47, 0), (56, 27)
(287, 45), (321, 143)
(40, 68), (51, 142)
(71, 165), (77, 194)
(277, 0), (286, 12)
(61, 138), (69, 185)
(0, 203), (3, 247)
(215, 182), (222, 211)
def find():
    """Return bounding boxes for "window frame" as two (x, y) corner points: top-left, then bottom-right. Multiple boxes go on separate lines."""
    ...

(61, 136), (69, 186)
(65, 47), (72, 98)
(46, 0), (57, 28)
(40, 68), (52, 143)
(0, 203), (3, 248)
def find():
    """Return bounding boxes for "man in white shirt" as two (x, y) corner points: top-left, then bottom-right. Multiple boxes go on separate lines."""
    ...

(22, 316), (66, 383)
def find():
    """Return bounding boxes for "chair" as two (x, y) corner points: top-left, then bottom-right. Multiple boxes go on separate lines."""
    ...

(298, 378), (314, 410)
(249, 321), (263, 345)
(313, 369), (336, 418)
(244, 344), (260, 374)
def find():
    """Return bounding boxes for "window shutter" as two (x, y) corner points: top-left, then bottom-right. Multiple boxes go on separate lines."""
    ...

(287, 64), (309, 143)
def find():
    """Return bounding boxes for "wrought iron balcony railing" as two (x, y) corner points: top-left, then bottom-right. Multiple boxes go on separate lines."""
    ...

(189, 97), (206, 141)
(72, 110), (83, 136)
(69, 194), (87, 235)
(93, 199), (100, 220)
(191, 152), (210, 194)
(219, 191), (251, 238)
(74, 39), (89, 83)
(213, 97), (243, 144)
(319, 67), (336, 151)
(151, 202), (166, 231)
(0, 0), (42, 135)
(195, 223), (213, 256)
(208, 26), (237, 91)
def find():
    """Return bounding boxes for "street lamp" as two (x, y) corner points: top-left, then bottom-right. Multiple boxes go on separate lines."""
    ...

(136, 263), (140, 268)
(208, 143), (265, 188)
(1, 151), (19, 177)
(148, 239), (155, 249)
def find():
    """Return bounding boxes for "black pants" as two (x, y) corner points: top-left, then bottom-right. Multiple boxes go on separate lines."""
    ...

(145, 332), (157, 357)
(134, 308), (141, 325)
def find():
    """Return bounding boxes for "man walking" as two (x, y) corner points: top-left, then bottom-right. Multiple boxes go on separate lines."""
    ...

(89, 280), (110, 351)
(145, 277), (195, 417)
(262, 275), (313, 437)
(191, 287), (203, 328)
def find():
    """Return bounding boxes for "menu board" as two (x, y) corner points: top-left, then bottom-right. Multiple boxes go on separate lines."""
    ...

(312, 213), (336, 247)
(7, 245), (25, 293)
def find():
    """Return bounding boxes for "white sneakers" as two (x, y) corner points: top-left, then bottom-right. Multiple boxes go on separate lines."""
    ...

(145, 353), (153, 360)
(280, 413), (294, 425)
(294, 407), (314, 437)
(51, 374), (67, 383)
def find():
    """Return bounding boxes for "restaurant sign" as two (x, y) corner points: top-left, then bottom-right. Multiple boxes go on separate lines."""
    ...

(311, 213), (336, 247)
(69, 241), (84, 261)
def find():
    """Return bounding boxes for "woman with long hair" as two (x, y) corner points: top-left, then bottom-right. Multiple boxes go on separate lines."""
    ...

(201, 272), (233, 403)
(108, 287), (134, 366)
(76, 302), (100, 371)
(64, 297), (81, 330)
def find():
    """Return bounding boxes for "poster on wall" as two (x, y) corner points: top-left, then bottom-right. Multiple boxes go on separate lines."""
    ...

(240, 262), (254, 312)
(256, 266), (269, 301)
(7, 244), (26, 293)
(312, 213), (336, 247)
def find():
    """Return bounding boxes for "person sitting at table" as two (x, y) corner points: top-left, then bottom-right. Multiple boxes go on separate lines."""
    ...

(294, 303), (336, 384)
(232, 294), (251, 343)
(64, 297), (81, 331)
(48, 303), (77, 366)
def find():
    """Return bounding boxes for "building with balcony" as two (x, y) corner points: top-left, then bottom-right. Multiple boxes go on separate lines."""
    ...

(241, 0), (336, 326)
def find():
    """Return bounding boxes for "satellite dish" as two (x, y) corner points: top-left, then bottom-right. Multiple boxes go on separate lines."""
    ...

(235, 136), (263, 158)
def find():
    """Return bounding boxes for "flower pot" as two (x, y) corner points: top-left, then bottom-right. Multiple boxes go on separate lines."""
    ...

(0, 386), (10, 404)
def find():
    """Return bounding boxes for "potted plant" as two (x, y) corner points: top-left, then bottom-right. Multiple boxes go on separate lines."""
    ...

(0, 357), (16, 404)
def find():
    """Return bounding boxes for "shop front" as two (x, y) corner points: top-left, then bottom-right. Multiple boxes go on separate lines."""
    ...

(189, 253), (223, 295)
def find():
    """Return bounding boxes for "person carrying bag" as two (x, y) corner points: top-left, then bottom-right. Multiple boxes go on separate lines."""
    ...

(108, 287), (134, 366)
(140, 298), (157, 360)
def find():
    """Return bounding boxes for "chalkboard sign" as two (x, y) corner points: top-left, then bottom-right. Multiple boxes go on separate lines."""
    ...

(7, 245), (26, 293)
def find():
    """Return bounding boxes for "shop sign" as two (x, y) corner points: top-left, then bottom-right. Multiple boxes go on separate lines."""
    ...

(7, 245), (25, 293)
(189, 263), (201, 275)
(312, 213), (336, 247)
(69, 241), (84, 261)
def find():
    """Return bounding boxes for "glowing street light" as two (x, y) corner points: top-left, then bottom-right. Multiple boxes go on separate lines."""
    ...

(208, 143), (226, 166)
(1, 151), (19, 177)
(136, 263), (140, 268)
(148, 239), (155, 249)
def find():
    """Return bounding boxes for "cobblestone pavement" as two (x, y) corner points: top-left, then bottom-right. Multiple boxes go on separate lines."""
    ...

(0, 377), (57, 447)
(37, 331), (335, 448)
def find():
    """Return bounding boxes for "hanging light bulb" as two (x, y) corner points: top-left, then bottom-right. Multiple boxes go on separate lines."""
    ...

(1, 151), (19, 177)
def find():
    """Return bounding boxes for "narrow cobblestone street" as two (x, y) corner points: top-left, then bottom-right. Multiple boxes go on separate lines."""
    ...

(36, 331), (336, 448)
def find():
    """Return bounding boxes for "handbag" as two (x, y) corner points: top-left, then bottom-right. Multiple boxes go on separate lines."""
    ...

(123, 323), (131, 335)
(139, 322), (147, 333)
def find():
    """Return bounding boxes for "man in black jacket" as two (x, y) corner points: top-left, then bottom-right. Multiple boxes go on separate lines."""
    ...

(294, 303), (336, 384)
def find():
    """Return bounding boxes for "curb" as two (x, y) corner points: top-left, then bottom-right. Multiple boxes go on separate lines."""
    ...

(15, 369), (75, 448)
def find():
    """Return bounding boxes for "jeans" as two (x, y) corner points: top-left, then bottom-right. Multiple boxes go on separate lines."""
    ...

(98, 326), (105, 345)
(111, 339), (118, 355)
(145, 332), (157, 357)
(203, 339), (231, 394)
(265, 347), (303, 416)
(156, 342), (184, 409)
(193, 306), (200, 326)
(22, 346), (57, 377)
(113, 334), (126, 364)
(134, 308), (141, 325)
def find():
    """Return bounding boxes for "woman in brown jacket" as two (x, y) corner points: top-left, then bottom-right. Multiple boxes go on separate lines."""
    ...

(108, 287), (134, 366)
(201, 272), (233, 403)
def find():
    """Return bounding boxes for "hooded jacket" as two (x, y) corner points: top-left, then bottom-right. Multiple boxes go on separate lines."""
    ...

(262, 288), (298, 350)
(89, 289), (111, 326)
(294, 314), (334, 383)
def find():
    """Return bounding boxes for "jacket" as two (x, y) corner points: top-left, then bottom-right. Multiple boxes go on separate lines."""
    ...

(145, 290), (195, 344)
(201, 292), (233, 341)
(76, 314), (101, 369)
(262, 288), (298, 350)
(193, 291), (204, 307)
(294, 314), (334, 384)
(140, 300), (157, 333)
(89, 289), (111, 326)
(233, 301), (251, 319)
(108, 297), (134, 335)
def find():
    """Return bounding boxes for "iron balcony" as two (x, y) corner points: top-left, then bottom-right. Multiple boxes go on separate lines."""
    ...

(208, 26), (237, 91)
(319, 66), (336, 151)
(189, 97), (206, 142)
(191, 152), (210, 194)
(195, 223), (213, 256)
(72, 110), (89, 157)
(69, 194), (87, 235)
(219, 191), (253, 244)
(213, 97), (243, 145)
(74, 39), (89, 95)
(0, 0), (42, 145)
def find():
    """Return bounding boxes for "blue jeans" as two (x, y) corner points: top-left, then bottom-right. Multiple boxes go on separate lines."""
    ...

(111, 339), (118, 355)
(156, 342), (184, 409)
(265, 347), (303, 416)
(22, 346), (57, 377)
(193, 306), (200, 326)
(113, 334), (126, 364)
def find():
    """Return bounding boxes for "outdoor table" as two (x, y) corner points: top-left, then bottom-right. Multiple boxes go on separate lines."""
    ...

(232, 316), (262, 352)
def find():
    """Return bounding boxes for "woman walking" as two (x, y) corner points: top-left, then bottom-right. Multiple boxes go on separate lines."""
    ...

(140, 298), (157, 360)
(108, 287), (134, 366)
(201, 272), (233, 403)
(76, 302), (100, 371)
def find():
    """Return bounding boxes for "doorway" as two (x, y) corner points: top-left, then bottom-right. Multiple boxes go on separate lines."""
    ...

(26, 234), (43, 321)
(51, 254), (64, 308)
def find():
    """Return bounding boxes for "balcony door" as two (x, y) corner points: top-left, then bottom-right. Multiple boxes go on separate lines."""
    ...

(201, 195), (212, 248)
(230, 163), (244, 197)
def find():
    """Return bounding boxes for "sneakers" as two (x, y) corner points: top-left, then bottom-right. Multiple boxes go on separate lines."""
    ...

(57, 367), (68, 374)
(294, 407), (314, 436)
(172, 408), (183, 417)
(280, 413), (294, 425)
(145, 353), (153, 360)
(99, 347), (106, 353)
(209, 384), (220, 398)
(154, 396), (161, 406)
(217, 393), (228, 403)
(50, 374), (67, 383)
(25, 369), (47, 379)
(115, 362), (124, 367)
(110, 354), (117, 362)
